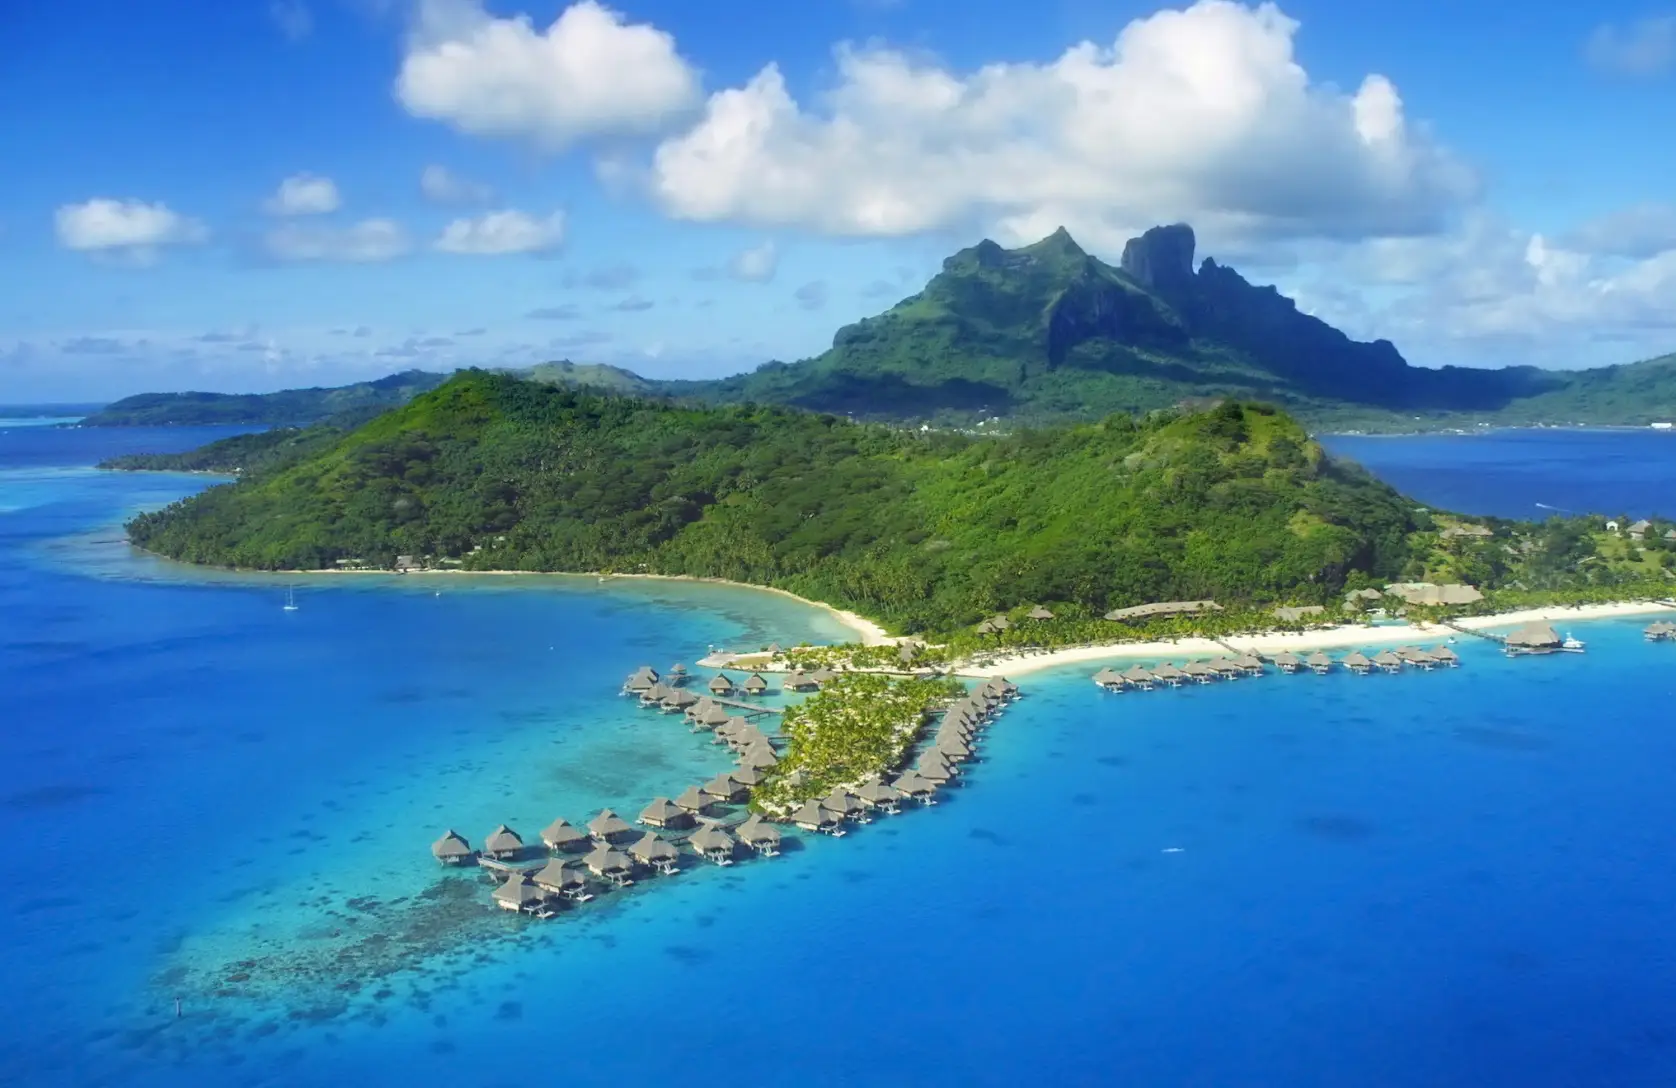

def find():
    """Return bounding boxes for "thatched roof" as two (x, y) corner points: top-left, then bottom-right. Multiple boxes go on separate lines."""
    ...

(1273, 605), (1326, 622)
(708, 673), (734, 693)
(689, 824), (736, 855)
(675, 785), (717, 812)
(855, 778), (902, 804)
(1105, 600), (1221, 622)
(638, 798), (684, 826)
(587, 809), (634, 840)
(1272, 652), (1301, 667)
(824, 788), (863, 816)
(662, 689), (699, 709)
(730, 764), (763, 787)
(738, 813), (782, 845)
(1306, 651), (1333, 668)
(1026, 606), (1054, 620)
(484, 824), (524, 854)
(1122, 666), (1155, 683)
(431, 830), (472, 860)
(695, 704), (732, 727)
(792, 801), (837, 827)
(705, 773), (744, 800)
(1506, 622), (1561, 648)
(584, 843), (633, 875)
(540, 818), (585, 848)
(892, 772), (936, 796)
(630, 832), (680, 864)
(492, 873), (545, 908)
(532, 858), (585, 891)
(742, 742), (779, 768)
(743, 673), (769, 692)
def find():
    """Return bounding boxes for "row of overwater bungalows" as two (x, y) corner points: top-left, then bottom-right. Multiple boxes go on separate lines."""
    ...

(1091, 646), (1460, 690)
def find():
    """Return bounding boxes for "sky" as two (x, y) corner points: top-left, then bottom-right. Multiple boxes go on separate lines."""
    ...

(2, 0), (1675, 402)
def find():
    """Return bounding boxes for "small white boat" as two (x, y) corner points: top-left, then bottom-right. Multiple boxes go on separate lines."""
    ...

(282, 586), (299, 612)
(1562, 633), (1585, 651)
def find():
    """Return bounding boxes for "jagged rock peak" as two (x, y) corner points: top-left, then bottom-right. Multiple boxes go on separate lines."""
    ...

(1121, 223), (1197, 295)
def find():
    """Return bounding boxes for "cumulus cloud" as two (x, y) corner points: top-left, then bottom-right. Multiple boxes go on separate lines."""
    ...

(726, 240), (779, 282)
(793, 280), (829, 310)
(420, 163), (495, 204)
(55, 198), (208, 254)
(649, 1), (1472, 248)
(434, 209), (566, 254)
(1585, 17), (1676, 77)
(396, 0), (701, 149)
(265, 218), (411, 262)
(263, 173), (342, 216)
(1560, 203), (1676, 260)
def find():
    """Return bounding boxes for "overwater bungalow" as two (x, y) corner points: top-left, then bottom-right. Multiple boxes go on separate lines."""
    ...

(1181, 661), (1215, 685)
(1027, 605), (1055, 620)
(630, 832), (682, 875)
(1343, 651), (1372, 675)
(855, 777), (903, 814)
(492, 873), (552, 915)
(935, 735), (972, 762)
(689, 823), (738, 864)
(1371, 650), (1403, 674)
(692, 704), (732, 730)
(743, 673), (770, 695)
(640, 681), (674, 706)
(825, 788), (870, 823)
(730, 763), (764, 788)
(1092, 667), (1128, 691)
(1429, 644), (1460, 667)
(728, 724), (770, 751)
(792, 801), (844, 835)
(669, 663), (689, 683)
(737, 813), (782, 856)
(916, 760), (954, 786)
(705, 773), (748, 804)
(1122, 665), (1156, 690)
(431, 829), (474, 865)
(675, 785), (720, 815)
(688, 695), (717, 717)
(532, 858), (592, 902)
(661, 689), (700, 713)
(1236, 654), (1265, 676)
(638, 797), (690, 830)
(708, 673), (735, 696)
(1209, 657), (1244, 680)
(583, 843), (636, 886)
(1307, 651), (1333, 674)
(892, 771), (938, 805)
(540, 818), (588, 852)
(622, 666), (658, 693)
(587, 809), (636, 844)
(808, 667), (839, 686)
(1152, 663), (1188, 687)
(1645, 621), (1676, 642)
(1505, 622), (1563, 653)
(483, 824), (525, 860)
(1273, 652), (1302, 674)
(741, 742), (779, 770)
(1397, 646), (1437, 670)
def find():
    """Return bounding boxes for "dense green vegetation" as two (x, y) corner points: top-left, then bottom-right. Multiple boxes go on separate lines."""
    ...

(80, 370), (449, 426)
(97, 416), (370, 474)
(126, 369), (1430, 632)
(753, 673), (964, 813)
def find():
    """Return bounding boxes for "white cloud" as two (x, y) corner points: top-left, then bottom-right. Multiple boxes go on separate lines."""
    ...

(419, 163), (495, 204)
(54, 198), (208, 255)
(434, 209), (566, 254)
(1585, 17), (1676, 77)
(649, 1), (1472, 248)
(265, 218), (411, 262)
(726, 240), (778, 282)
(270, 0), (313, 41)
(396, 0), (701, 149)
(1561, 203), (1676, 260)
(263, 173), (342, 216)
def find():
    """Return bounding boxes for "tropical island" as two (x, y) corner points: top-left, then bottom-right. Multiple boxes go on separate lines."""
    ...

(80, 224), (1676, 433)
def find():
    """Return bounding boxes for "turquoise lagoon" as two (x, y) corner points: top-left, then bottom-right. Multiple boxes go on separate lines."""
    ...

(5, 423), (1676, 1087)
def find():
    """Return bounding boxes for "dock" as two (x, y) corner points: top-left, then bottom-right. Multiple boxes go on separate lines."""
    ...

(1442, 621), (1504, 645)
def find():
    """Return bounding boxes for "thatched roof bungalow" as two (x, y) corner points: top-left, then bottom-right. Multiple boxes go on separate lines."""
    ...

(492, 873), (548, 913)
(689, 824), (737, 864)
(431, 830), (473, 865)
(483, 824), (525, 860)
(587, 809), (635, 843)
(737, 814), (782, 855)
(629, 832), (681, 874)
(638, 798), (690, 830)
(540, 818), (587, 852)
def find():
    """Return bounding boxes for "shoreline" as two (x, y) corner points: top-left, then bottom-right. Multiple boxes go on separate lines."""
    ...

(275, 565), (895, 647)
(960, 601), (1675, 679)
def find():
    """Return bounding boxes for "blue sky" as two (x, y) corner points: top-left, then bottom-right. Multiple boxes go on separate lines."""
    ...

(2, 0), (1674, 401)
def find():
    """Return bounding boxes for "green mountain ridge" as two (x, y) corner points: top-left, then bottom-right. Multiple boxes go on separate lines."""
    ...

(126, 370), (1431, 632)
(79, 369), (451, 427)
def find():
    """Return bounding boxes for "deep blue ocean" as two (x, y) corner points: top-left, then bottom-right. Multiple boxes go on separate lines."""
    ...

(5, 420), (1676, 1087)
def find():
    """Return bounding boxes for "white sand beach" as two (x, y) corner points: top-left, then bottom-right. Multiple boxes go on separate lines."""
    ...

(961, 600), (1675, 679)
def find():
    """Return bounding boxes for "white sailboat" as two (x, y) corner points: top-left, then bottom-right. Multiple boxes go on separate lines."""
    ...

(283, 586), (299, 612)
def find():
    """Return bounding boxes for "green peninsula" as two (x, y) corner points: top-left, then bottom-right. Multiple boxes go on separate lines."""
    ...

(79, 369), (449, 427)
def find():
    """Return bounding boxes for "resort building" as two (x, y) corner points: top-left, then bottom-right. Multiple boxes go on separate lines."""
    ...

(1505, 622), (1562, 652)
(1026, 606), (1055, 620)
(492, 873), (549, 914)
(737, 814), (782, 856)
(1273, 652), (1302, 673)
(742, 673), (769, 695)
(1123, 665), (1156, 689)
(708, 673), (735, 696)
(783, 670), (820, 692)
(1092, 667), (1127, 691)
(824, 788), (869, 823)
(587, 809), (636, 844)
(1384, 582), (1484, 607)
(483, 824), (525, 860)
(540, 818), (588, 852)
(704, 773), (748, 804)
(741, 742), (780, 770)
(675, 785), (720, 815)
(689, 824), (738, 865)
(891, 772), (938, 805)
(1104, 600), (1222, 622)
(583, 843), (636, 886)
(855, 777), (904, 814)
(1343, 651), (1372, 675)
(532, 858), (591, 901)
(792, 801), (843, 834)
(1307, 652), (1333, 674)
(629, 832), (682, 875)
(622, 666), (659, 693)
(1273, 606), (1326, 623)
(1645, 621), (1676, 641)
(431, 830), (474, 865)
(730, 764), (764, 788)
(638, 798), (689, 830)
(1429, 645), (1460, 667)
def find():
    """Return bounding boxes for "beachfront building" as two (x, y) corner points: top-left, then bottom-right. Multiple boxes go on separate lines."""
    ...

(1027, 606), (1055, 621)
(492, 873), (550, 915)
(742, 673), (769, 695)
(1384, 582), (1485, 607)
(1236, 654), (1265, 676)
(730, 764), (764, 788)
(689, 824), (738, 865)
(825, 788), (869, 824)
(583, 843), (636, 886)
(630, 832), (682, 875)
(540, 818), (588, 853)
(639, 798), (690, 830)
(708, 673), (735, 696)
(483, 824), (525, 860)
(1397, 646), (1437, 670)
(431, 830), (474, 865)
(783, 670), (820, 692)
(1092, 667), (1127, 691)
(1629, 520), (1653, 540)
(1273, 606), (1326, 624)
(737, 814), (782, 856)
(741, 741), (779, 769)
(533, 858), (592, 902)
(1344, 588), (1385, 612)
(1104, 600), (1222, 623)
(935, 734), (972, 762)
(792, 801), (844, 834)
(587, 809), (636, 844)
